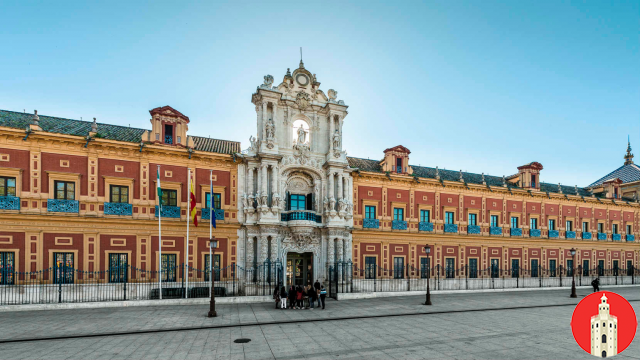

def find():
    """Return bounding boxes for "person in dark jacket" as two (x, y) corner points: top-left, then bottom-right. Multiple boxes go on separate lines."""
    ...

(296, 285), (303, 309)
(280, 285), (287, 309)
(288, 285), (296, 310)
(308, 284), (317, 309)
(319, 285), (327, 310)
(273, 283), (280, 309)
(591, 278), (600, 292)
(314, 280), (321, 307)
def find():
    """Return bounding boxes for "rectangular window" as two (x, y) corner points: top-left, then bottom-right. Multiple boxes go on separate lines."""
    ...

(598, 260), (604, 276)
(490, 259), (499, 278)
(567, 259), (574, 277)
(530, 218), (538, 230)
(109, 253), (128, 283)
(54, 181), (75, 200)
(627, 260), (634, 276)
(549, 260), (557, 277)
(54, 252), (74, 284)
(612, 224), (618, 235)
(598, 223), (604, 233)
(468, 258), (478, 278)
(0, 252), (15, 285)
(490, 215), (499, 227)
(393, 257), (404, 279)
(365, 206), (376, 219)
(510, 217), (519, 229)
(583, 260), (590, 277)
(582, 222), (589, 232)
(445, 258), (455, 278)
(548, 219), (556, 231)
(613, 260), (619, 276)
(161, 254), (177, 282)
(365, 257), (377, 279)
(393, 208), (404, 221)
(396, 158), (403, 172)
(531, 259), (539, 278)
(420, 209), (430, 223)
(205, 254), (221, 282)
(531, 174), (537, 188)
(289, 194), (306, 211)
(566, 220), (573, 232)
(468, 213), (477, 226)
(205, 192), (222, 209)
(627, 225), (633, 235)
(445, 212), (454, 224)
(164, 124), (173, 144)
(511, 259), (519, 278)
(0, 176), (17, 197)
(160, 189), (177, 207)
(420, 257), (430, 279)
(110, 185), (129, 204)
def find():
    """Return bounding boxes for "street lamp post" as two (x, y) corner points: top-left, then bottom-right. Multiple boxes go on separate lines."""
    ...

(208, 238), (218, 317)
(570, 248), (577, 298)
(424, 245), (432, 305)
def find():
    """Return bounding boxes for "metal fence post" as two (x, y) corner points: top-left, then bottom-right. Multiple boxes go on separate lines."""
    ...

(539, 265), (542, 288)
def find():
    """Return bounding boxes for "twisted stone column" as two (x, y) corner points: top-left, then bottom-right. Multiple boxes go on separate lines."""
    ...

(246, 236), (255, 269)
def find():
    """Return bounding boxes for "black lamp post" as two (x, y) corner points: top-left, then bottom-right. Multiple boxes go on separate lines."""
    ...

(424, 245), (432, 305)
(208, 238), (218, 317)
(570, 248), (577, 298)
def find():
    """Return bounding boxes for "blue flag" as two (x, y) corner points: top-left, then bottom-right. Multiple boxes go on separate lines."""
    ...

(210, 189), (216, 229)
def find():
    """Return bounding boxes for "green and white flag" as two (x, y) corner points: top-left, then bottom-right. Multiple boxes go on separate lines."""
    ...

(157, 167), (162, 207)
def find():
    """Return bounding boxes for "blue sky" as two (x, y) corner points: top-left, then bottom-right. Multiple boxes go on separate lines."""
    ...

(1, 0), (638, 187)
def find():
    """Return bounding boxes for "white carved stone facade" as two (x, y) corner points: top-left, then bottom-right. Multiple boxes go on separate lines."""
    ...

(237, 60), (353, 283)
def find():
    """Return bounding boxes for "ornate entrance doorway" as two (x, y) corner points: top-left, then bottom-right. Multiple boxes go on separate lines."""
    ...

(286, 252), (313, 286)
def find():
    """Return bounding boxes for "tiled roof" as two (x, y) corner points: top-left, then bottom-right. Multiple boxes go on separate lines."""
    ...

(0, 109), (239, 155)
(347, 156), (593, 196)
(587, 163), (640, 188)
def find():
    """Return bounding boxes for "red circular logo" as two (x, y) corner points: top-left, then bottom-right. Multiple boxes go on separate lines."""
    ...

(571, 291), (637, 357)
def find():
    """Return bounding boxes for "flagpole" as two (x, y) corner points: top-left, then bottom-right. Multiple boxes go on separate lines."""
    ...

(158, 165), (162, 300)
(185, 168), (190, 299)
(209, 169), (213, 298)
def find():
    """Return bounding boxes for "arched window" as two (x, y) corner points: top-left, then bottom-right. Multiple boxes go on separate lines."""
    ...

(596, 323), (598, 328)
(602, 334), (607, 343)
(610, 323), (612, 328)
(602, 351), (606, 358)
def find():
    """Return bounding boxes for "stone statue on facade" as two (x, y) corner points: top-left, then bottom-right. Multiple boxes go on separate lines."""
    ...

(263, 74), (274, 88)
(297, 126), (307, 144)
(247, 193), (256, 213)
(328, 89), (337, 102)
(323, 196), (330, 213)
(249, 135), (259, 152)
(329, 197), (337, 213)
(337, 198), (347, 215)
(266, 119), (275, 140)
(332, 130), (341, 150)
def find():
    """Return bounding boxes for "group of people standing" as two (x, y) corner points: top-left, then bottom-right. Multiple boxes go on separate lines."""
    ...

(274, 280), (327, 310)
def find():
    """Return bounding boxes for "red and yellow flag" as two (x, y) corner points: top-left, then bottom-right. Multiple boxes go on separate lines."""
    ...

(189, 177), (198, 227)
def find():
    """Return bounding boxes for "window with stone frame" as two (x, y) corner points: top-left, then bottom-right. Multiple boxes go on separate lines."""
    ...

(0, 176), (16, 197)
(54, 181), (75, 200)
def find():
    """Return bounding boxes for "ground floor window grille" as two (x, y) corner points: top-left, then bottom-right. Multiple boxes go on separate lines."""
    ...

(54, 252), (74, 284)
(205, 254), (221, 282)
(162, 254), (177, 282)
(0, 252), (15, 285)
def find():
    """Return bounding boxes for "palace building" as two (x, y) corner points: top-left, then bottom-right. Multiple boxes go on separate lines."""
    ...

(1, 59), (639, 290)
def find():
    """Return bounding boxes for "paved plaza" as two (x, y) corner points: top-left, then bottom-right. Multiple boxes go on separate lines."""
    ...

(0, 287), (638, 359)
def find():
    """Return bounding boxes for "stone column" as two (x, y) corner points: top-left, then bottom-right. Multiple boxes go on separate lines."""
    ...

(270, 235), (278, 263)
(328, 173), (335, 200)
(261, 102), (267, 140)
(337, 173), (343, 200)
(337, 238), (344, 281)
(246, 236), (255, 268)
(329, 113), (335, 150)
(271, 164), (278, 208)
(259, 234), (269, 265)
(327, 237), (335, 265)
(247, 167), (254, 196)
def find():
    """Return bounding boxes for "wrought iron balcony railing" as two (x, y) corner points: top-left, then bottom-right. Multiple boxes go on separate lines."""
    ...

(468, 225), (481, 234)
(47, 199), (79, 213)
(548, 230), (559, 238)
(103, 202), (132, 216)
(164, 135), (173, 144)
(0, 196), (20, 210)
(363, 218), (379, 229)
(566, 231), (576, 239)
(597, 233), (607, 241)
(627, 234), (635, 242)
(490, 227), (502, 236)
(201, 208), (225, 221)
(391, 220), (408, 230)
(155, 205), (180, 218)
(530, 229), (541, 237)
(418, 221), (434, 232)
(444, 224), (458, 233)
(582, 232), (592, 240)
(612, 234), (622, 241)
(280, 211), (321, 223)
(510, 228), (523, 236)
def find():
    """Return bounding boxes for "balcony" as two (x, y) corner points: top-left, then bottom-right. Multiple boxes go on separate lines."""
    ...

(164, 135), (173, 145)
(548, 230), (559, 238)
(627, 234), (635, 242)
(490, 227), (502, 236)
(202, 208), (225, 221)
(510, 228), (523, 236)
(612, 234), (621, 241)
(155, 205), (180, 218)
(391, 220), (408, 230)
(444, 224), (458, 233)
(0, 196), (20, 210)
(530, 229), (541, 238)
(281, 210), (321, 223)
(104, 202), (132, 216)
(47, 199), (79, 213)
(582, 232), (592, 240)
(468, 225), (481, 234)
(419, 222), (434, 232)
(363, 218), (380, 229)
(566, 231), (576, 239)
(597, 233), (607, 241)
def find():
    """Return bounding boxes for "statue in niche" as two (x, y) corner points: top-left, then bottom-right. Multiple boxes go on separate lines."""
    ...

(266, 119), (275, 140)
(297, 126), (307, 144)
(332, 130), (341, 149)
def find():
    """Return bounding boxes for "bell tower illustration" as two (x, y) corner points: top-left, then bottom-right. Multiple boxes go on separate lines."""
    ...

(591, 294), (618, 358)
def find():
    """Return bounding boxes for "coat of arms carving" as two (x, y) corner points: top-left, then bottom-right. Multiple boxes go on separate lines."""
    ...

(296, 91), (310, 110)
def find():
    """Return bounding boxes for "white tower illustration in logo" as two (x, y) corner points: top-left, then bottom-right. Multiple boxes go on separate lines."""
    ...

(591, 294), (618, 358)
